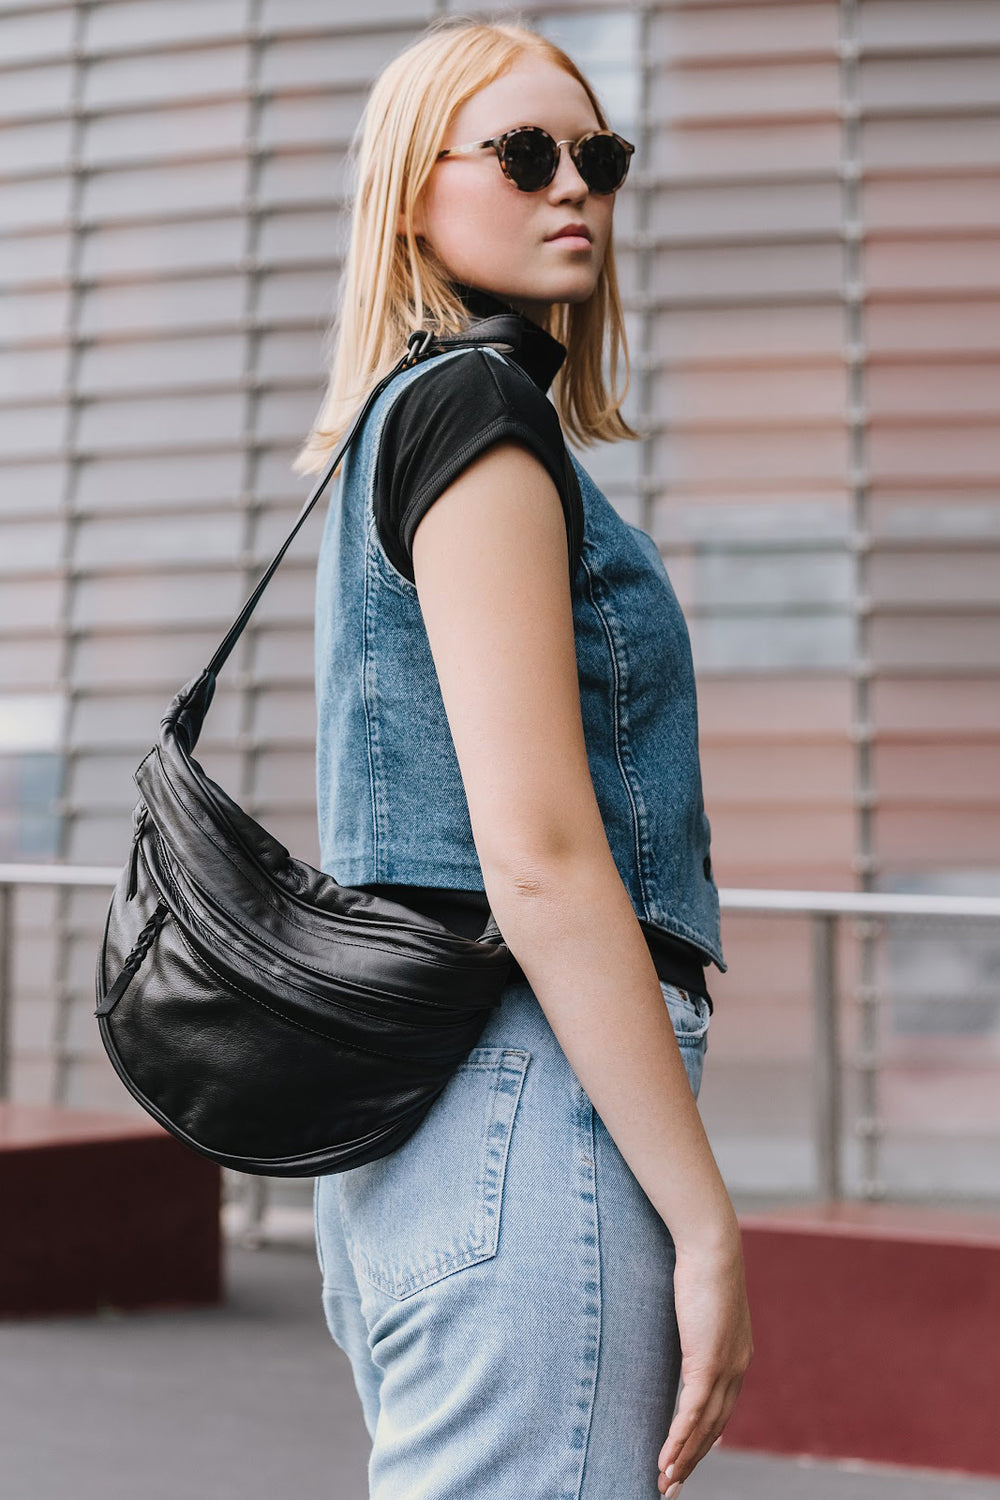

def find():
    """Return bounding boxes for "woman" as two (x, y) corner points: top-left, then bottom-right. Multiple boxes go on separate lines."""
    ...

(295, 17), (753, 1500)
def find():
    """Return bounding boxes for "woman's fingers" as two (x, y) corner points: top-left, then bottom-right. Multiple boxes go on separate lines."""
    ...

(657, 1238), (755, 1490)
(657, 1373), (745, 1491)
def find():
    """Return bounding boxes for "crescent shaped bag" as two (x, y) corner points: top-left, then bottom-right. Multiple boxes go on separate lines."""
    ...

(93, 318), (531, 1178)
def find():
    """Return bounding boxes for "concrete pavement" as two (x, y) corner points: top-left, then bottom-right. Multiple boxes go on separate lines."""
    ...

(0, 1238), (996, 1500)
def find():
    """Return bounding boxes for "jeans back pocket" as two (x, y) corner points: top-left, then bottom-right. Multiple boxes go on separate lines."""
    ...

(338, 1046), (531, 1300)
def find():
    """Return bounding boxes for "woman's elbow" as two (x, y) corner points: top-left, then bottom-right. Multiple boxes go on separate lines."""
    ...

(476, 801), (614, 896)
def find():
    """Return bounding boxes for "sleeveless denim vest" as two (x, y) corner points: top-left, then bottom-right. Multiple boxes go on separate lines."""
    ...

(314, 345), (727, 976)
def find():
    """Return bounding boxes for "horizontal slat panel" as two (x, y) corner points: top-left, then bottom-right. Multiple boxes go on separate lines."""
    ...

(865, 238), (1000, 294)
(655, 119), (841, 179)
(866, 362), (1000, 417)
(875, 809), (1000, 863)
(650, 427), (849, 485)
(0, 4), (73, 59)
(861, 115), (1000, 171)
(76, 450), (245, 510)
(86, 0), (247, 52)
(650, 60), (841, 121)
(859, 0), (1000, 49)
(647, 179), (843, 238)
(648, 242), (844, 299)
(710, 804), (858, 866)
(648, 365), (846, 421)
(694, 613), (854, 671)
(872, 677), (1000, 734)
(867, 424), (1000, 480)
(860, 56), (1000, 111)
(72, 569), (247, 629)
(703, 741), (856, 800)
(84, 97), (249, 164)
(650, 3), (838, 59)
(863, 177), (1000, 232)
(870, 618), (1000, 671)
(870, 494), (1000, 540)
(83, 156), (248, 219)
(652, 302), (844, 360)
(0, 60), (73, 118)
(868, 549), (1000, 606)
(697, 675), (855, 737)
(1, 0), (999, 1117)
(83, 42), (250, 112)
(873, 744), (1000, 801)
(865, 299), (1000, 352)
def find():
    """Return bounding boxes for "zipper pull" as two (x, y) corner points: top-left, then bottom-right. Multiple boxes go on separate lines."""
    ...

(125, 804), (148, 902)
(95, 900), (169, 1018)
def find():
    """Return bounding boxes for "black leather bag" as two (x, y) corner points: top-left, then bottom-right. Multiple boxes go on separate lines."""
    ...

(93, 319), (524, 1178)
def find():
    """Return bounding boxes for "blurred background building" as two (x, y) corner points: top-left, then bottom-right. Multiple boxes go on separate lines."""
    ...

(2, 0), (998, 1216)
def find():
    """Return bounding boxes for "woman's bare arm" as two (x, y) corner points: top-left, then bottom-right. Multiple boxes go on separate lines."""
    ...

(409, 439), (736, 1253)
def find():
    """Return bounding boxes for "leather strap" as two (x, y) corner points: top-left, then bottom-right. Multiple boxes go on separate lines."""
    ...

(205, 315), (521, 681)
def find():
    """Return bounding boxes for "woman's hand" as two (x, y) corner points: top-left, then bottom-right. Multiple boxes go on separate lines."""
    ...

(656, 1236), (754, 1495)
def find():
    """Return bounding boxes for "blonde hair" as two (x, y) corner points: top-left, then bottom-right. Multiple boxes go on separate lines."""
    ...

(291, 13), (639, 480)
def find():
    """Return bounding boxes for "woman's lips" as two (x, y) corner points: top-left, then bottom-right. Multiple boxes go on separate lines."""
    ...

(546, 234), (592, 249)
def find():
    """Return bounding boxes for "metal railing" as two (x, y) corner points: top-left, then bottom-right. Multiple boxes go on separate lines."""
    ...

(2, 863), (999, 1242)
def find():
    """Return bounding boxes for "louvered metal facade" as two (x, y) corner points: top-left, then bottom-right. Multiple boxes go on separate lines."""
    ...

(2, 0), (998, 1201)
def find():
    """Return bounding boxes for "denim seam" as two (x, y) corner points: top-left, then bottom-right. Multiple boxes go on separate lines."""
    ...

(358, 354), (458, 866)
(578, 550), (652, 917)
(360, 526), (382, 875)
(565, 1085), (601, 1499)
(480, 1049), (531, 1264)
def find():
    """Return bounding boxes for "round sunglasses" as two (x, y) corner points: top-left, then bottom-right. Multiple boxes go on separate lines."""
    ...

(436, 125), (635, 195)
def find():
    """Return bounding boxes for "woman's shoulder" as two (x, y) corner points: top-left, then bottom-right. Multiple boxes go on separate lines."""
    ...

(369, 346), (583, 587)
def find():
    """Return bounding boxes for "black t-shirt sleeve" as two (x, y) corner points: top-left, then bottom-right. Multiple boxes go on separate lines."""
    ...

(372, 348), (584, 586)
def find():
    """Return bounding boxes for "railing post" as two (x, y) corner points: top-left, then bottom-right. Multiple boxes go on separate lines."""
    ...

(241, 1174), (268, 1249)
(812, 911), (842, 1200)
(0, 883), (11, 1100)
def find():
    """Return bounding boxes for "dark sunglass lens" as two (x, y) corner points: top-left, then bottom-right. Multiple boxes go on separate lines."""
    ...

(577, 135), (628, 193)
(503, 128), (556, 190)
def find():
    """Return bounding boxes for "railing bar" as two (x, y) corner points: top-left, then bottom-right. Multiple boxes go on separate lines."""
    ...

(0, 885), (11, 1101)
(1, 870), (999, 919)
(812, 912), (842, 1201)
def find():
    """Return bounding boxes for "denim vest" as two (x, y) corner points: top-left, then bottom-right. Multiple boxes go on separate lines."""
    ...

(314, 346), (727, 977)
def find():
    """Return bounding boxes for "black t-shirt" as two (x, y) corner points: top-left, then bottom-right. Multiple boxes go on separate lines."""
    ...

(372, 346), (585, 587)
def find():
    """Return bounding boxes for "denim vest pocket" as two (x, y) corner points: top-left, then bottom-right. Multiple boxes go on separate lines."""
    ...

(338, 1046), (531, 1300)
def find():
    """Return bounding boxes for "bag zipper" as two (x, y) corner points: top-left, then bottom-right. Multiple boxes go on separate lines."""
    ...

(147, 829), (478, 1024)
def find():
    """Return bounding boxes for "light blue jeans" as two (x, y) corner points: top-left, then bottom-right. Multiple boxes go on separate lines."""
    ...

(313, 976), (711, 1500)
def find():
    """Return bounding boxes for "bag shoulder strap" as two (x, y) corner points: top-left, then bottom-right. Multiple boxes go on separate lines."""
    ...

(204, 315), (522, 682)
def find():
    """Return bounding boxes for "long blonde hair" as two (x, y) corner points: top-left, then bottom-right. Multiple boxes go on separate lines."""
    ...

(291, 14), (638, 480)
